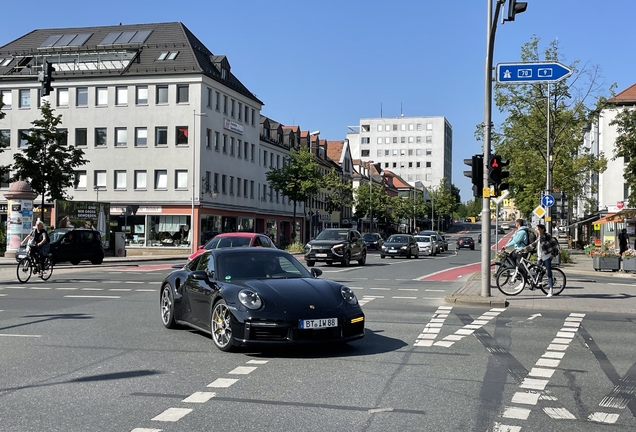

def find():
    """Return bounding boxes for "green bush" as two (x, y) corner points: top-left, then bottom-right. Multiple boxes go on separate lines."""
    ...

(285, 242), (305, 254)
(529, 248), (571, 264)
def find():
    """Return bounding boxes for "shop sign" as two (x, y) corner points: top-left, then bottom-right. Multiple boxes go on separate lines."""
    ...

(224, 119), (244, 135)
(111, 206), (162, 214)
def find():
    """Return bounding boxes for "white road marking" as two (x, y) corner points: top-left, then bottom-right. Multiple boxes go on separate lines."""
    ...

(543, 407), (576, 419)
(398, 288), (419, 291)
(588, 412), (620, 423)
(370, 288), (390, 291)
(425, 289), (445, 292)
(492, 423), (521, 432)
(64, 295), (121, 299)
(29, 287), (52, 290)
(56, 288), (78, 291)
(414, 306), (453, 347)
(0, 334), (41, 338)
(246, 360), (269, 364)
(0, 294), (6, 296)
(392, 296), (417, 299)
(520, 378), (549, 390)
(229, 366), (257, 375)
(529, 368), (555, 378)
(109, 289), (132, 292)
(608, 282), (636, 287)
(131, 428), (162, 432)
(528, 313), (542, 320)
(511, 392), (540, 405)
(125, 281), (146, 284)
(502, 406), (531, 420)
(151, 407), (192, 422)
(136, 289), (156, 292)
(81, 288), (103, 291)
(182, 392), (215, 403)
(207, 378), (238, 388)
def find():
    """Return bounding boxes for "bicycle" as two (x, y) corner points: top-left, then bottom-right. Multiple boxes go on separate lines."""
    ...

(17, 243), (54, 283)
(496, 254), (566, 296)
(490, 250), (518, 287)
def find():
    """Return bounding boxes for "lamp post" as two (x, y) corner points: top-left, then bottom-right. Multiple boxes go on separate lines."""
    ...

(369, 174), (373, 233)
(192, 110), (207, 253)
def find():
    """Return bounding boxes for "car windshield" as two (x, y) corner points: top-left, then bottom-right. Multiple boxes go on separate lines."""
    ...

(315, 230), (348, 241)
(387, 235), (408, 243)
(49, 229), (71, 242)
(363, 234), (378, 240)
(415, 236), (431, 243)
(217, 252), (312, 280)
(460, 237), (472, 241)
(206, 236), (253, 249)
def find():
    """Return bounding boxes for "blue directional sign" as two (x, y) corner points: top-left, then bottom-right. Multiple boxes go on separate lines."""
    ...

(496, 62), (572, 83)
(541, 194), (555, 207)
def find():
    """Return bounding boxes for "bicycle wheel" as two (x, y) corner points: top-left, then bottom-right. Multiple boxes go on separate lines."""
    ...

(40, 255), (53, 281)
(539, 267), (566, 296)
(496, 267), (526, 296)
(17, 258), (32, 283)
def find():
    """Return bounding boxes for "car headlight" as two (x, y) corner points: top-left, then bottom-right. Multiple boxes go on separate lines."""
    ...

(332, 243), (344, 249)
(401, 246), (407, 250)
(238, 290), (262, 310)
(304, 243), (311, 252)
(381, 245), (387, 250)
(340, 286), (358, 305)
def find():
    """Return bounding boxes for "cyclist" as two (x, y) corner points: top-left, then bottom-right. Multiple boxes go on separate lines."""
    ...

(521, 223), (560, 297)
(21, 220), (50, 275)
(501, 219), (530, 290)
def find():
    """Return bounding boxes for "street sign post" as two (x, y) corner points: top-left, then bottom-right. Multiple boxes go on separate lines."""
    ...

(533, 205), (546, 219)
(496, 62), (572, 84)
(491, 189), (509, 205)
(541, 194), (555, 207)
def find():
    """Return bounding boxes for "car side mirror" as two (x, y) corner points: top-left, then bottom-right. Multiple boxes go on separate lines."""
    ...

(198, 245), (204, 250)
(191, 270), (209, 281)
(311, 268), (323, 278)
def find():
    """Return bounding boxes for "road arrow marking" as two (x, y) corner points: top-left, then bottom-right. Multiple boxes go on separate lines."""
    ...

(528, 314), (542, 321)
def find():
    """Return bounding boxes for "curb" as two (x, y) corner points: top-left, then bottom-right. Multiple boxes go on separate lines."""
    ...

(444, 294), (508, 308)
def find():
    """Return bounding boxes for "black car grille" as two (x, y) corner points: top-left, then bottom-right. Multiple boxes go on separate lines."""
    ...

(245, 321), (291, 341)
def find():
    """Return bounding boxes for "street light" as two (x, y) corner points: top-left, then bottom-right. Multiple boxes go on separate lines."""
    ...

(192, 110), (207, 253)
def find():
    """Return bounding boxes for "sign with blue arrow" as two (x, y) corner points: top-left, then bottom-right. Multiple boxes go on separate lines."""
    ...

(541, 194), (555, 207)
(496, 62), (572, 83)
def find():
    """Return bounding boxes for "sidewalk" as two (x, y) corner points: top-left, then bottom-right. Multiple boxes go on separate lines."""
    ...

(0, 253), (189, 267)
(445, 250), (636, 313)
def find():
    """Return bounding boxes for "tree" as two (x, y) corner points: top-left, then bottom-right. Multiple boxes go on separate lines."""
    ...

(323, 169), (353, 216)
(0, 93), (9, 177)
(12, 101), (88, 222)
(266, 147), (323, 242)
(610, 107), (636, 207)
(353, 181), (391, 229)
(490, 36), (608, 218)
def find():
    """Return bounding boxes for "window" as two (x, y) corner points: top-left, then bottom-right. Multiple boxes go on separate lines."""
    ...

(392, 162), (397, 168)
(263, 151), (267, 166)
(384, 162), (389, 168)
(213, 173), (219, 193)
(237, 177), (241, 197)
(245, 105), (249, 122)
(115, 127), (127, 147)
(74, 171), (87, 189)
(392, 137), (397, 144)
(393, 124), (398, 131)
(215, 91), (220, 110)
(136, 86), (148, 105)
(156, 85), (168, 104)
(377, 137), (382, 144)
(204, 171), (212, 193)
(95, 170), (107, 188)
(262, 184), (266, 201)
(76, 87), (88, 106)
(116, 86), (127, 105)
(19, 89), (30, 108)
(384, 150), (389, 156)
(75, 129), (87, 147)
(95, 128), (107, 147)
(230, 99), (235, 117)
(377, 125), (382, 132)
(214, 131), (220, 151)
(400, 149), (406, 156)
(400, 162), (405, 168)
(135, 128), (147, 147)
(361, 137), (370, 144)
(230, 137), (235, 155)
(385, 137), (390, 144)
(426, 123), (433, 130)
(244, 141), (249, 158)
(57, 88), (69, 107)
(426, 162), (432, 168)
(229, 176), (234, 195)
(0, 130), (9, 148)
(426, 136), (433, 143)
(176, 126), (188, 146)
(401, 137), (406, 143)
(251, 108), (255, 125)
(222, 134), (228, 153)
(96, 87), (108, 106)
(0, 90), (11, 108)
(385, 124), (390, 131)
(244, 179), (248, 198)
(134, 170), (147, 189)
(155, 127), (168, 146)
(408, 149), (413, 156)
(409, 124), (414, 131)
(250, 180), (254, 198)
(417, 124), (422, 131)
(401, 124), (406, 131)
(237, 139), (242, 158)
(426, 149), (432, 155)
(223, 95), (228, 114)
(18, 130), (29, 147)
(175, 170), (188, 189)
(416, 136), (422, 143)
(251, 144), (255, 161)
(416, 149), (423, 156)
(222, 175), (227, 194)
(114, 170), (126, 189)
(408, 136), (414, 143)
(205, 129), (211, 149)
(361, 150), (370, 157)
(392, 150), (398, 156)
(177, 84), (189, 103)
(408, 162), (413, 168)
(238, 102), (242, 121)
(154, 170), (168, 189)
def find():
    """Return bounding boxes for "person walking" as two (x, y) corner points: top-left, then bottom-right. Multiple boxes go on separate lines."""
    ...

(619, 228), (629, 255)
(521, 224), (560, 297)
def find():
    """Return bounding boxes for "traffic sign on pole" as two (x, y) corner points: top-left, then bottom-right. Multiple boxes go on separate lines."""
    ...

(541, 194), (555, 207)
(496, 62), (572, 84)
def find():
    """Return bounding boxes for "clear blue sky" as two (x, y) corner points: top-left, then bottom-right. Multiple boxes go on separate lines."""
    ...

(2, 0), (634, 202)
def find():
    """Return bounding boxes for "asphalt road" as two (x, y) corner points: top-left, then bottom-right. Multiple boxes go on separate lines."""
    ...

(1, 235), (635, 431)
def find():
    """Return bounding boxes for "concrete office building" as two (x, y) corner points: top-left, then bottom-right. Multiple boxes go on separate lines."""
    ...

(346, 115), (452, 190)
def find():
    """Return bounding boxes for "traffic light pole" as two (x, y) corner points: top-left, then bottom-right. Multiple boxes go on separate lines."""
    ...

(545, 83), (552, 234)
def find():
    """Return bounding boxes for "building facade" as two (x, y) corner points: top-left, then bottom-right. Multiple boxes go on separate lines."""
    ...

(0, 22), (300, 253)
(346, 115), (453, 190)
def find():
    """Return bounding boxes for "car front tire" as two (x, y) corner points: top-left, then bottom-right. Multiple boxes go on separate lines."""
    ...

(211, 300), (236, 352)
(341, 252), (350, 267)
(358, 250), (367, 266)
(306, 260), (315, 267)
(160, 285), (178, 329)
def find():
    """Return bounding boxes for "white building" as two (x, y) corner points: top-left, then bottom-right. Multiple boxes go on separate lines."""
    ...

(0, 22), (300, 252)
(346, 115), (452, 190)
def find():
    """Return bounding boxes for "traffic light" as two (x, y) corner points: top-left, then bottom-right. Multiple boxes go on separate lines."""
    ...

(488, 155), (510, 195)
(463, 154), (484, 198)
(505, 0), (528, 22)
(39, 61), (54, 96)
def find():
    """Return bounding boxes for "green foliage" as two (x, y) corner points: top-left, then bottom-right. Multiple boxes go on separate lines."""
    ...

(489, 36), (608, 218)
(284, 242), (306, 254)
(430, 178), (459, 218)
(323, 169), (353, 214)
(353, 181), (391, 222)
(12, 102), (89, 220)
(609, 107), (636, 207)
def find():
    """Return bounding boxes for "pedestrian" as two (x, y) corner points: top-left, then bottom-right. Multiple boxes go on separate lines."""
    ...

(619, 228), (629, 255)
(521, 224), (560, 297)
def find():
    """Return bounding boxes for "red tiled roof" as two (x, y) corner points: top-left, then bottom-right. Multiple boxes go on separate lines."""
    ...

(326, 140), (344, 162)
(611, 82), (636, 103)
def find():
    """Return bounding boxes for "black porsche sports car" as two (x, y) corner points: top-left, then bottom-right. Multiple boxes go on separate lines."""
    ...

(160, 248), (365, 351)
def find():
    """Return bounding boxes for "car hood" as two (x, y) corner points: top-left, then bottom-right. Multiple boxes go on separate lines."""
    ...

(384, 242), (408, 247)
(416, 241), (432, 246)
(309, 240), (347, 247)
(239, 278), (345, 312)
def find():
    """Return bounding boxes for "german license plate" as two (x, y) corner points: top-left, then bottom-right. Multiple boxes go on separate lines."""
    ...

(299, 318), (338, 329)
(315, 253), (327, 258)
(388, 250), (398, 253)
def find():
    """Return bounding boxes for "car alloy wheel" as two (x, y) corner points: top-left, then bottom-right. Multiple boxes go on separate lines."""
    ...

(211, 300), (236, 352)
(160, 285), (177, 329)
(341, 252), (350, 267)
(358, 250), (366, 266)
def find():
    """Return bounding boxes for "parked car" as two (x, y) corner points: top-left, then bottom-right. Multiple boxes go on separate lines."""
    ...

(457, 236), (475, 250)
(501, 222), (510, 230)
(363, 233), (384, 250)
(304, 228), (367, 267)
(414, 235), (436, 256)
(189, 232), (276, 262)
(34, 228), (104, 265)
(380, 234), (419, 259)
(419, 231), (444, 254)
(439, 235), (449, 251)
(160, 248), (365, 352)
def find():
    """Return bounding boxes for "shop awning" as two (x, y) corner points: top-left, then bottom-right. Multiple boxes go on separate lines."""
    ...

(609, 208), (636, 221)
(594, 213), (618, 224)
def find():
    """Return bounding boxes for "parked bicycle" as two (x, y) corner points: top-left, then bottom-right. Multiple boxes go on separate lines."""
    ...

(17, 242), (54, 283)
(496, 253), (566, 296)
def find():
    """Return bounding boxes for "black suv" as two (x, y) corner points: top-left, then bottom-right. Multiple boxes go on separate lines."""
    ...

(49, 228), (105, 265)
(304, 228), (367, 267)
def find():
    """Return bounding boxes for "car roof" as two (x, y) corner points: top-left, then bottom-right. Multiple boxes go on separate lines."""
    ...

(215, 232), (262, 238)
(202, 247), (289, 258)
(459, 236), (473, 239)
